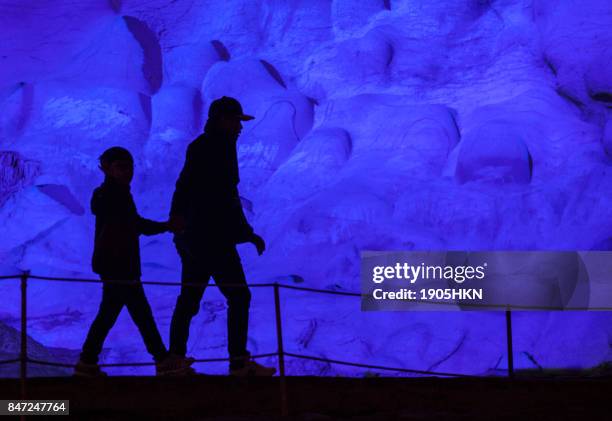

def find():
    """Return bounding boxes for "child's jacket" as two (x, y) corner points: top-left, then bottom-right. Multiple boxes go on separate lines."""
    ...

(91, 177), (167, 280)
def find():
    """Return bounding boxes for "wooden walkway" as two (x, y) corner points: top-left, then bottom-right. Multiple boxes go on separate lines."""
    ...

(0, 375), (610, 419)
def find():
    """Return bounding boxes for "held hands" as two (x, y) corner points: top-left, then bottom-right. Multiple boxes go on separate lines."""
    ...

(249, 233), (266, 255)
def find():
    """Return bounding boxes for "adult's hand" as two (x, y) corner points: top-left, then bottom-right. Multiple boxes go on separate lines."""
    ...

(249, 233), (266, 255)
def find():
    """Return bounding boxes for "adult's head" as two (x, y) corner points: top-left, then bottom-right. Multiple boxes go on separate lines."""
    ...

(206, 96), (254, 140)
(99, 146), (134, 185)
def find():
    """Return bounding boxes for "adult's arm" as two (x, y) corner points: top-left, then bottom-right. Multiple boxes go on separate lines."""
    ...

(231, 187), (255, 243)
(170, 142), (196, 219)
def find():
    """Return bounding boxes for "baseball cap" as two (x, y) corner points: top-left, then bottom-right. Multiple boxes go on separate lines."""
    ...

(208, 96), (255, 121)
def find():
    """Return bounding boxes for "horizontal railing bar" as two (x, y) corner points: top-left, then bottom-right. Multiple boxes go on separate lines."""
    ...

(285, 352), (478, 378)
(191, 352), (279, 363)
(25, 353), (280, 369)
(27, 359), (74, 368)
(4, 272), (611, 310)
(278, 284), (612, 310)
(27, 275), (275, 288)
(26, 354), (476, 377)
(0, 358), (20, 365)
(279, 284), (361, 297)
(0, 275), (21, 280)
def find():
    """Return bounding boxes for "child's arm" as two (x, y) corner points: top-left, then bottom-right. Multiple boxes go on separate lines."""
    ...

(137, 216), (169, 236)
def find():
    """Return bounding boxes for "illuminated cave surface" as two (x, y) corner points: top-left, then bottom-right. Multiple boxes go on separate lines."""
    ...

(1, 0), (611, 375)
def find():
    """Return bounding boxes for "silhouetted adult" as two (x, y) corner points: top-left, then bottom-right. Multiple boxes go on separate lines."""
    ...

(168, 96), (275, 376)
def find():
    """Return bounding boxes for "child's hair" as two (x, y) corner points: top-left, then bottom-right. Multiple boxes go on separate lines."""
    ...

(99, 146), (133, 168)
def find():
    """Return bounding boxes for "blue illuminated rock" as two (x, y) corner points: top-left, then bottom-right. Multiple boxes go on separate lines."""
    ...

(455, 121), (533, 184)
(0, 0), (611, 376)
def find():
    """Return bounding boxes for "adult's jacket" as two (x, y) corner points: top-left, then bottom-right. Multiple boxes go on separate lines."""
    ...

(170, 128), (254, 245)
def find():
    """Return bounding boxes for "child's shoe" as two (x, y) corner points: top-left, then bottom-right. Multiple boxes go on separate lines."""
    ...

(74, 360), (107, 377)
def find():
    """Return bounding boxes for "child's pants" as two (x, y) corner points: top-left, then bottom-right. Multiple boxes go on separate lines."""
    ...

(80, 278), (167, 364)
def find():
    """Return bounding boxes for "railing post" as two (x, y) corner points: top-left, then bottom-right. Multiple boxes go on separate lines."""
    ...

(20, 270), (30, 400)
(505, 307), (514, 379)
(273, 283), (288, 416)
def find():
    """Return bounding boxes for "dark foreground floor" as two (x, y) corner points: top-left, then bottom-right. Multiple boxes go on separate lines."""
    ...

(0, 375), (610, 420)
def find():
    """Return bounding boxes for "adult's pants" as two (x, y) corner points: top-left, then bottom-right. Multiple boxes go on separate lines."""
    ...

(169, 239), (251, 369)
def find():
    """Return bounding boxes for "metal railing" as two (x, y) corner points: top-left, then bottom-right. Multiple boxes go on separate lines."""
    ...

(1, 270), (595, 415)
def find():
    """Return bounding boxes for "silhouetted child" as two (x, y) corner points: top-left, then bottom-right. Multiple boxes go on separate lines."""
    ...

(74, 146), (193, 377)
